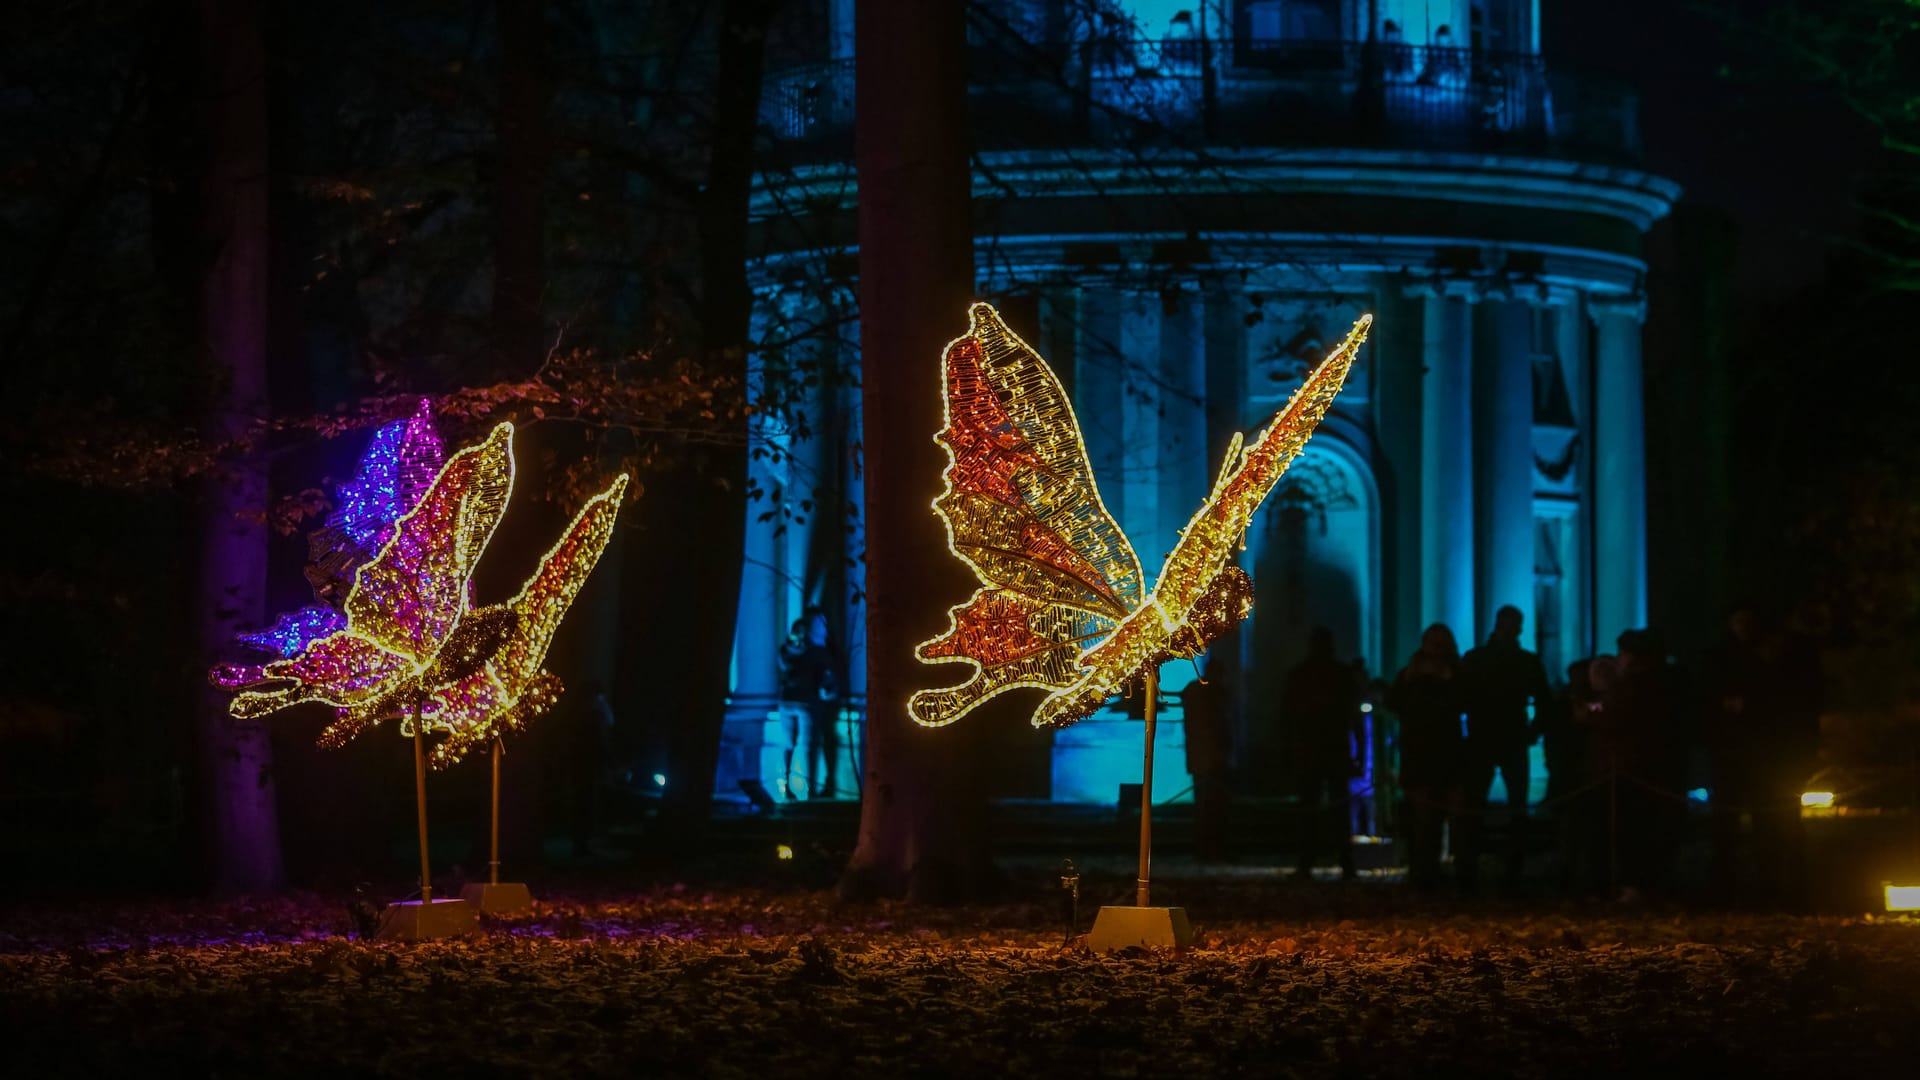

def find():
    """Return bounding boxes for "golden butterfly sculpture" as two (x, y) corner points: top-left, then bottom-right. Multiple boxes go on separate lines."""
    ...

(911, 303), (1370, 730)
(215, 420), (627, 768)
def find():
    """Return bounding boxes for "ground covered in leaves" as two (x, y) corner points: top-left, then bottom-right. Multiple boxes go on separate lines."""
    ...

(4, 875), (1918, 1078)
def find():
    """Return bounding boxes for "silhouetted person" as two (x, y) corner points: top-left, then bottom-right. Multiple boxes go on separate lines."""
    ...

(1601, 629), (1680, 901)
(1419, 24), (1465, 86)
(1389, 624), (1465, 890)
(1379, 18), (1413, 79)
(1457, 605), (1552, 889)
(1283, 626), (1363, 880)
(1708, 608), (1822, 908)
(1548, 659), (1604, 893)
(1182, 657), (1232, 863)
(777, 611), (838, 799)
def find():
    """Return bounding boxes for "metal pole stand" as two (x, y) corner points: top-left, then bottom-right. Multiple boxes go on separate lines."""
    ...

(378, 707), (478, 940)
(1089, 666), (1194, 954)
(461, 737), (533, 914)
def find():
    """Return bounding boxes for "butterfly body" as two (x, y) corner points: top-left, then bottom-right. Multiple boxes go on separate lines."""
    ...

(913, 303), (1370, 731)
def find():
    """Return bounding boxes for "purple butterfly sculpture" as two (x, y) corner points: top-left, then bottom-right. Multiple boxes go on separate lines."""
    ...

(233, 399), (445, 660)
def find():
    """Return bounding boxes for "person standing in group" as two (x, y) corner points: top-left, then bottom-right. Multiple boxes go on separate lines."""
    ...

(1600, 629), (1682, 901)
(1389, 624), (1465, 891)
(1547, 659), (1604, 893)
(777, 610), (839, 799)
(1182, 655), (1233, 864)
(1282, 626), (1364, 881)
(1457, 605), (1554, 891)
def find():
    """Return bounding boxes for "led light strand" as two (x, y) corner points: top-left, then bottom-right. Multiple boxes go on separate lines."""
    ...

(414, 474), (628, 768)
(304, 398), (446, 607)
(213, 423), (516, 725)
(912, 302), (1370, 731)
(908, 303), (1143, 728)
(212, 420), (628, 766)
(233, 399), (447, 658)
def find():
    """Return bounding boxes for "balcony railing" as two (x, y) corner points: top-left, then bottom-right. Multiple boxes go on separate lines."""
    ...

(761, 39), (1641, 168)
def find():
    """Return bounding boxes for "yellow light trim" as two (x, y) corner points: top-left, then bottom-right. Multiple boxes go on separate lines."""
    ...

(218, 421), (627, 766)
(1034, 314), (1367, 727)
(226, 423), (517, 724)
(910, 302), (1369, 730)
(907, 303), (1144, 728)
(776, 844), (795, 861)
(1800, 790), (1835, 809)
(420, 473), (629, 768)
(1887, 884), (1920, 912)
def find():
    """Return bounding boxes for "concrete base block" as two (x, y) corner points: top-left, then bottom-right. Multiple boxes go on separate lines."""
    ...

(1088, 905), (1193, 954)
(375, 898), (478, 941)
(460, 881), (533, 915)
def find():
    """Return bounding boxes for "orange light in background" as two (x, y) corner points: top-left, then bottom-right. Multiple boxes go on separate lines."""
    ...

(1887, 884), (1920, 912)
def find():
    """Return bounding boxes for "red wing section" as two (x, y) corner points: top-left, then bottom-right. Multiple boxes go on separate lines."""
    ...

(912, 303), (1144, 728)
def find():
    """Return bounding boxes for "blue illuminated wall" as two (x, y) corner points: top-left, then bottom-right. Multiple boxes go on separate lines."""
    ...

(722, 0), (1674, 806)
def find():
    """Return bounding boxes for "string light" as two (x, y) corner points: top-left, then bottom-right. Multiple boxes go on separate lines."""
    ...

(212, 420), (628, 770)
(233, 399), (446, 658)
(417, 474), (628, 768)
(911, 302), (1369, 730)
(304, 398), (445, 607)
(909, 305), (1143, 728)
(237, 606), (349, 660)
(213, 422), (517, 722)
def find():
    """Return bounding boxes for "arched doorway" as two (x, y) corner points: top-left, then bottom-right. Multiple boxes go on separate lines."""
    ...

(1240, 437), (1380, 797)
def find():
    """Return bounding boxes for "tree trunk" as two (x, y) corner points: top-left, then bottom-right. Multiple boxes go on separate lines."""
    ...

(193, 0), (284, 895)
(492, 0), (550, 373)
(647, 0), (771, 834)
(839, 0), (991, 902)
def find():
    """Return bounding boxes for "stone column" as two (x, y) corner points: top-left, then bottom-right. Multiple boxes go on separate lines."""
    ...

(1200, 276), (1252, 765)
(720, 300), (786, 798)
(1473, 286), (1536, 645)
(1076, 286), (1128, 526)
(1588, 292), (1649, 650)
(829, 0), (854, 60)
(1158, 288), (1207, 701)
(1415, 280), (1477, 647)
(1119, 291), (1161, 562)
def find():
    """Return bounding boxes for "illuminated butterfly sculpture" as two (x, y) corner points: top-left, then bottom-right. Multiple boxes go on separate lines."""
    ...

(211, 419), (627, 768)
(234, 399), (446, 659)
(911, 303), (1370, 731)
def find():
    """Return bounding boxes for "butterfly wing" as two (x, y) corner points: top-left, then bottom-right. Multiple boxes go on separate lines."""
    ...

(224, 423), (515, 723)
(233, 400), (445, 658)
(1033, 315), (1371, 728)
(909, 303), (1144, 728)
(304, 398), (445, 606)
(410, 474), (628, 767)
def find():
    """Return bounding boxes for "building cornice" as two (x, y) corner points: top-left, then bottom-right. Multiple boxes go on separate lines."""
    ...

(753, 147), (1680, 233)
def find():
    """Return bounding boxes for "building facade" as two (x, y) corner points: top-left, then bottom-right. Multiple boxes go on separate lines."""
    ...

(719, 0), (1676, 807)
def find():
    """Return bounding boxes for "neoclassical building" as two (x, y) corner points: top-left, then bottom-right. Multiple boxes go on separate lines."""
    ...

(719, 0), (1676, 806)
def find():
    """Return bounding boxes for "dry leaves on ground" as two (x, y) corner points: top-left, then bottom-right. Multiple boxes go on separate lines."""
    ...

(3, 883), (1917, 1078)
